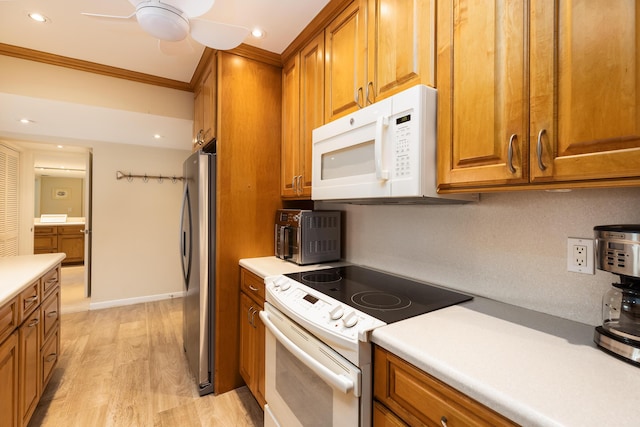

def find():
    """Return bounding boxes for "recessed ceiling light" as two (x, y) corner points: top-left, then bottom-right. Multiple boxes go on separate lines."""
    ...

(57, 145), (64, 149)
(251, 28), (266, 39)
(28, 13), (49, 23)
(19, 118), (33, 124)
(153, 134), (162, 139)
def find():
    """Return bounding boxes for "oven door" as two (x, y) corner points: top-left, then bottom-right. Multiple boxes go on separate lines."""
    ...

(259, 303), (362, 427)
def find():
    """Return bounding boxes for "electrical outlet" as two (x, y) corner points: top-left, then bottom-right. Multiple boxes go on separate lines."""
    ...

(567, 238), (594, 274)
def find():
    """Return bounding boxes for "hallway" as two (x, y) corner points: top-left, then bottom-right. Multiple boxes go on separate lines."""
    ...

(61, 265), (90, 313)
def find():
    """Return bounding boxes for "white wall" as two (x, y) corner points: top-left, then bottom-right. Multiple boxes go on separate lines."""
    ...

(1, 55), (194, 305)
(90, 142), (190, 304)
(319, 187), (640, 326)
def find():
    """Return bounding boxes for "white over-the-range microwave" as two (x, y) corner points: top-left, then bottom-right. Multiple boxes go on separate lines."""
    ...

(312, 84), (478, 204)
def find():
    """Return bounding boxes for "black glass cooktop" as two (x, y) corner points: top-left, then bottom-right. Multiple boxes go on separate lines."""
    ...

(285, 265), (472, 324)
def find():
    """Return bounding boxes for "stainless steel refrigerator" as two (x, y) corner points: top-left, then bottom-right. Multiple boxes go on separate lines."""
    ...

(180, 149), (215, 396)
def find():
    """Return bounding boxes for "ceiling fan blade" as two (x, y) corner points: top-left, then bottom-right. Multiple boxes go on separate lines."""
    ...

(158, 38), (195, 56)
(165, 0), (215, 18)
(189, 19), (249, 51)
(81, 12), (136, 20)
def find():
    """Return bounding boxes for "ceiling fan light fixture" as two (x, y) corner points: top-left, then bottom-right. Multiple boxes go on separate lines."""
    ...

(136, 3), (190, 41)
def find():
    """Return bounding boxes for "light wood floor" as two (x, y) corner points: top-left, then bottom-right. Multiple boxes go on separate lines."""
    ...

(60, 266), (90, 314)
(28, 298), (263, 427)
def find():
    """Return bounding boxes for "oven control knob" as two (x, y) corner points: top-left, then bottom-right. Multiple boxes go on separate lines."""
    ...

(329, 306), (344, 320)
(280, 281), (291, 291)
(342, 311), (358, 328)
(273, 277), (286, 288)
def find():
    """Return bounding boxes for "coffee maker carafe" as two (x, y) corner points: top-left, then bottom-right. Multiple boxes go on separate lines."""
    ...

(593, 225), (640, 366)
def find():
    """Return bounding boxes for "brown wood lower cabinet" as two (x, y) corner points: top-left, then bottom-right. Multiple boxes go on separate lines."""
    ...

(18, 310), (40, 427)
(374, 346), (519, 427)
(0, 264), (61, 427)
(238, 268), (266, 408)
(0, 331), (19, 427)
(34, 225), (84, 265)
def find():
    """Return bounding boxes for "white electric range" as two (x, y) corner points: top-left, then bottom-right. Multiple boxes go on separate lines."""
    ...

(260, 265), (472, 427)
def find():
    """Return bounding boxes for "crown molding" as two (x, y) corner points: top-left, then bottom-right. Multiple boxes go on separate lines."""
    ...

(0, 43), (192, 92)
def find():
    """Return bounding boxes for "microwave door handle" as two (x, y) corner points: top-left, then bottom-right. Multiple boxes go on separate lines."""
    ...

(260, 310), (356, 396)
(284, 226), (292, 259)
(375, 115), (390, 180)
(279, 226), (292, 260)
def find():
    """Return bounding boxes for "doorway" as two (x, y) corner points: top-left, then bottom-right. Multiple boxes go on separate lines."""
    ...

(26, 142), (93, 312)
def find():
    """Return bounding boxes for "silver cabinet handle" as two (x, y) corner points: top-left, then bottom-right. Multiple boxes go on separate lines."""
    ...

(297, 175), (303, 194)
(248, 305), (255, 325)
(355, 87), (364, 108)
(47, 310), (58, 318)
(25, 295), (38, 303)
(366, 81), (374, 105)
(536, 129), (548, 171)
(440, 416), (448, 427)
(28, 318), (40, 327)
(291, 176), (297, 193)
(251, 308), (258, 328)
(45, 353), (57, 363)
(507, 134), (517, 173)
(249, 285), (258, 292)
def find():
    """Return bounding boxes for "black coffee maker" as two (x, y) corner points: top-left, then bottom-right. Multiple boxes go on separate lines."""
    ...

(593, 225), (640, 366)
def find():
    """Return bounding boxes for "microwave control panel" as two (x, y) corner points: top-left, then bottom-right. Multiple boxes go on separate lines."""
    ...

(393, 113), (413, 178)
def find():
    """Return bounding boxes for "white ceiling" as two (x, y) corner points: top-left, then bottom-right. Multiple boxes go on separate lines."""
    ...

(0, 0), (329, 82)
(0, 0), (329, 170)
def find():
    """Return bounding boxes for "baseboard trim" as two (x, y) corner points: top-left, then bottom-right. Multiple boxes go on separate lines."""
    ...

(89, 291), (185, 311)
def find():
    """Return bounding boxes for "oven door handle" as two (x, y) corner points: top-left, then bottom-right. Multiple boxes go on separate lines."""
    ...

(259, 311), (355, 395)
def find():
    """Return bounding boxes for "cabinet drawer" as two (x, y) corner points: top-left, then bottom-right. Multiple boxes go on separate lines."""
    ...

(34, 226), (57, 235)
(374, 346), (518, 427)
(0, 296), (18, 344)
(41, 326), (59, 390)
(40, 290), (59, 344)
(40, 266), (60, 298)
(240, 268), (265, 303)
(19, 281), (40, 323)
(58, 225), (85, 234)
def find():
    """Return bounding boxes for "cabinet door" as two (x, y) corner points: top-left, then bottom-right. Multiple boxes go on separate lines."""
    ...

(19, 310), (40, 427)
(281, 54), (301, 198)
(0, 332), (18, 427)
(239, 293), (256, 390)
(529, 0), (640, 183)
(367, 0), (434, 103)
(193, 57), (216, 151)
(57, 233), (84, 264)
(299, 32), (325, 197)
(437, 0), (528, 190)
(325, 0), (367, 121)
(193, 84), (204, 150)
(41, 326), (59, 391)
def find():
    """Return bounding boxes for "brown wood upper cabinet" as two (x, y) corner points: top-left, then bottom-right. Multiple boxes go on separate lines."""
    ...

(192, 56), (216, 151)
(437, 0), (640, 192)
(282, 0), (434, 198)
(325, 0), (434, 122)
(282, 32), (324, 198)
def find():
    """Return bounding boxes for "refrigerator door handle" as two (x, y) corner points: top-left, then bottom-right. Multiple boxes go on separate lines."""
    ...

(180, 182), (193, 288)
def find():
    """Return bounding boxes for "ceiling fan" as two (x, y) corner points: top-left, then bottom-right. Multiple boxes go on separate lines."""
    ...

(81, 0), (250, 52)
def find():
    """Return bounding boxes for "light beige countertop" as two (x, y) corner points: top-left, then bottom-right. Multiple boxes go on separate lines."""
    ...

(0, 253), (66, 306)
(34, 217), (86, 226)
(372, 297), (640, 427)
(239, 256), (346, 278)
